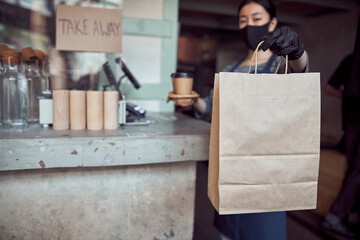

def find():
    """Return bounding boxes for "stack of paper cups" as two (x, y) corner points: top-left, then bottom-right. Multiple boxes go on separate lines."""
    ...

(70, 90), (86, 130)
(86, 91), (103, 130)
(52, 90), (70, 130)
(104, 91), (119, 130)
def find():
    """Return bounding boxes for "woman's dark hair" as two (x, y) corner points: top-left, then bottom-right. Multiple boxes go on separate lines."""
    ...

(237, 0), (277, 18)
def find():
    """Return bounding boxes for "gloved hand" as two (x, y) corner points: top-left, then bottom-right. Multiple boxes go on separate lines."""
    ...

(261, 26), (305, 60)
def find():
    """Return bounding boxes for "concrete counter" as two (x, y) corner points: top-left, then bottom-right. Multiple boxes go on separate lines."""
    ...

(0, 113), (210, 171)
(0, 113), (210, 240)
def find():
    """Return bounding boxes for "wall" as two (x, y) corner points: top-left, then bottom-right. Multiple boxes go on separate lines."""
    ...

(120, 0), (179, 112)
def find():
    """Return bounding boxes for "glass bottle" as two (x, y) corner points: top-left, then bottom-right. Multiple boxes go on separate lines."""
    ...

(0, 56), (4, 72)
(34, 49), (50, 92)
(0, 45), (9, 128)
(0, 56), (4, 128)
(24, 58), (42, 123)
(0, 45), (10, 74)
(1, 51), (28, 128)
(39, 57), (50, 92)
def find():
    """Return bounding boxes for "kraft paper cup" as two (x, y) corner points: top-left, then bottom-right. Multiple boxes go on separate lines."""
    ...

(70, 90), (86, 130)
(171, 72), (194, 95)
(87, 91), (103, 130)
(104, 91), (119, 130)
(52, 90), (70, 130)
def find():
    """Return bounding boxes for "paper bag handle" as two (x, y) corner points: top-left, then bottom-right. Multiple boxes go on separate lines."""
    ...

(248, 40), (288, 74)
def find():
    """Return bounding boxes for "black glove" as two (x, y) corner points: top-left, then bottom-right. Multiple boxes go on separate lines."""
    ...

(261, 26), (305, 60)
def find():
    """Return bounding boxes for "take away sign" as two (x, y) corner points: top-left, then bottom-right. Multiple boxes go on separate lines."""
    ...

(56, 5), (122, 53)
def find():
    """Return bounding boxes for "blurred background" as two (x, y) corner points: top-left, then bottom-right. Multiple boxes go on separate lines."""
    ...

(1, 0), (358, 142)
(1, 0), (359, 239)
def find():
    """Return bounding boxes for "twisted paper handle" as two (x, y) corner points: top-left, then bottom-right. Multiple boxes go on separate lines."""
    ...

(248, 40), (288, 74)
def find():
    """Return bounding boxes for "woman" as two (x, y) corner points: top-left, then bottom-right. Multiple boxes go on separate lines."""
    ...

(194, 0), (308, 120)
(192, 0), (309, 239)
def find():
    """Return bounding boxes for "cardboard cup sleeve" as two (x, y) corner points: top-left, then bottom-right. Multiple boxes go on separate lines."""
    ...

(52, 90), (70, 130)
(87, 91), (103, 130)
(70, 90), (86, 130)
(104, 91), (119, 130)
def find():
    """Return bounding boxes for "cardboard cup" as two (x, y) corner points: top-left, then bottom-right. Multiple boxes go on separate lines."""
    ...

(104, 91), (119, 130)
(87, 91), (103, 130)
(52, 90), (70, 130)
(172, 77), (193, 95)
(70, 90), (86, 130)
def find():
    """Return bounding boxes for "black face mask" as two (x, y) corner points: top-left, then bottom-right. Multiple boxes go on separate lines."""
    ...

(240, 22), (270, 50)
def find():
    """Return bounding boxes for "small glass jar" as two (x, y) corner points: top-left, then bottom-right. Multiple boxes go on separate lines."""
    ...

(1, 50), (28, 129)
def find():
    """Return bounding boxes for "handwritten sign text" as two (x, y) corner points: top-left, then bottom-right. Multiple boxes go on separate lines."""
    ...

(56, 5), (122, 53)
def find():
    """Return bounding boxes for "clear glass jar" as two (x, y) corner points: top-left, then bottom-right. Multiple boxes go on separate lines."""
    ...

(24, 58), (41, 123)
(1, 56), (28, 129)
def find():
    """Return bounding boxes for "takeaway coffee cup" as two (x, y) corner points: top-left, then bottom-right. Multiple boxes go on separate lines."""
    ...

(171, 72), (194, 95)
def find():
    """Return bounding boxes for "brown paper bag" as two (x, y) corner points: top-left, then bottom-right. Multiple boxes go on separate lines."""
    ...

(208, 71), (321, 215)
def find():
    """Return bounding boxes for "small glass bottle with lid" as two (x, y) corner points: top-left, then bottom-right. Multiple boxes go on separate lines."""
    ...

(0, 45), (9, 73)
(1, 50), (28, 128)
(0, 44), (10, 128)
(34, 49), (50, 92)
(21, 47), (42, 123)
